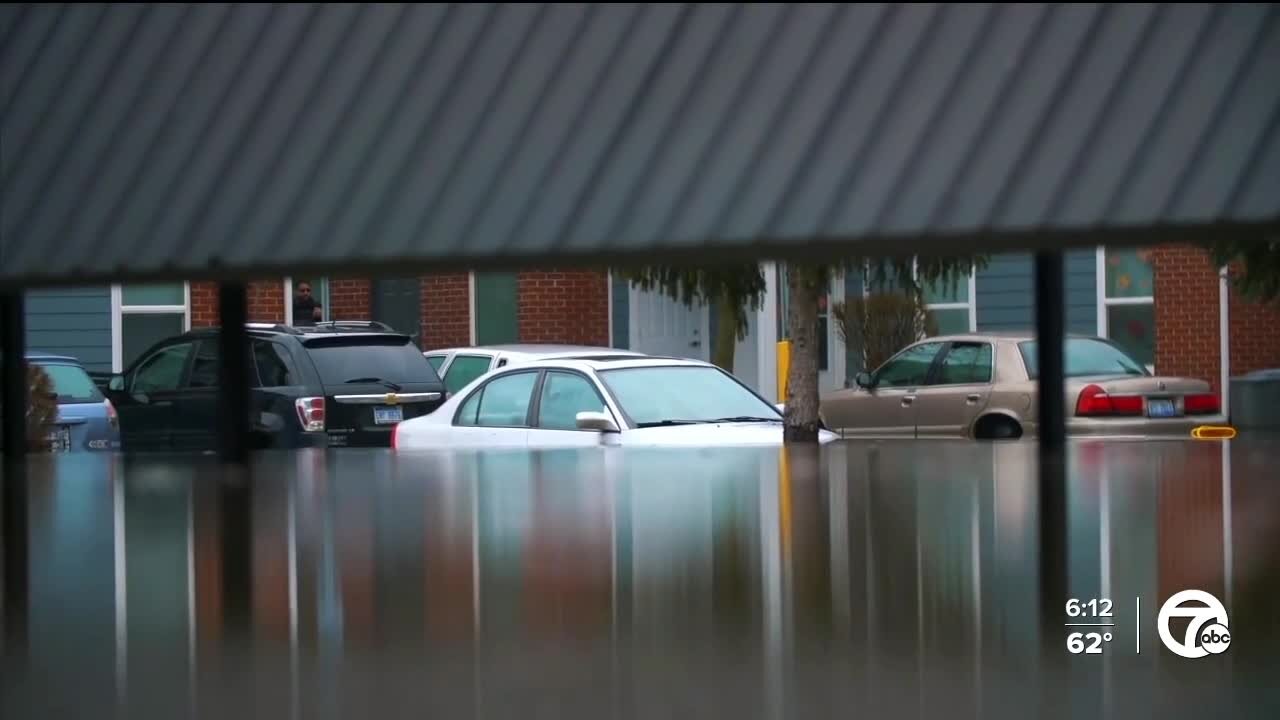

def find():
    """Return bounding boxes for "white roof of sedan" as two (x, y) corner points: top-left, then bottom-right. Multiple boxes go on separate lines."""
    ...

(426, 343), (645, 357)
(524, 356), (711, 371)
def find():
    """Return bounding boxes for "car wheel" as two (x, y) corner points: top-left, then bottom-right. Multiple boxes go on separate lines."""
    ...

(975, 415), (1022, 441)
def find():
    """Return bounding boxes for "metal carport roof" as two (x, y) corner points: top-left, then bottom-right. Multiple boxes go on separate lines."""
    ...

(1, 2), (1277, 287)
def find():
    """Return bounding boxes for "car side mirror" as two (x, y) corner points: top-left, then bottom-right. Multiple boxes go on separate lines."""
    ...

(108, 375), (124, 392)
(576, 411), (620, 433)
(854, 371), (875, 390)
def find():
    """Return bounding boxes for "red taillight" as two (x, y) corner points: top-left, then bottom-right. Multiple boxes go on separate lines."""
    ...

(390, 422), (399, 450)
(295, 397), (325, 432)
(104, 399), (119, 430)
(1184, 393), (1219, 415)
(1075, 384), (1142, 417)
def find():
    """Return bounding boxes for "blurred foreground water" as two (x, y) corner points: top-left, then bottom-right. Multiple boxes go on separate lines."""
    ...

(3, 438), (1279, 719)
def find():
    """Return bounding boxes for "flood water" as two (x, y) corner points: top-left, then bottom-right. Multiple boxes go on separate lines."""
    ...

(3, 439), (1279, 719)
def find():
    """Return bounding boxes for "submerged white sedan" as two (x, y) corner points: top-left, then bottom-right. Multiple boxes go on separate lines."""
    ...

(392, 356), (839, 449)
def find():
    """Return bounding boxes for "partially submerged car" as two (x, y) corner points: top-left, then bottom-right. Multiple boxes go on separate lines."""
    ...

(821, 332), (1226, 440)
(394, 356), (838, 449)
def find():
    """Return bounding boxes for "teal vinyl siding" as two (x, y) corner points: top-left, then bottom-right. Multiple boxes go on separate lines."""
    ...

(611, 271), (629, 349)
(975, 251), (1096, 335)
(25, 287), (113, 372)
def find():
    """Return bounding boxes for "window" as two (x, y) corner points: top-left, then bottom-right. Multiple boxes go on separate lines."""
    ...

(304, 337), (440, 386)
(874, 342), (944, 387)
(253, 340), (294, 388)
(187, 341), (220, 389)
(537, 372), (607, 430)
(456, 390), (482, 426)
(115, 283), (190, 372)
(597, 365), (779, 427)
(1018, 338), (1149, 380)
(131, 343), (193, 394)
(475, 372), (538, 427)
(443, 355), (493, 394)
(1098, 247), (1155, 369)
(921, 271), (975, 335)
(931, 342), (993, 385)
(287, 277), (329, 326)
(35, 363), (105, 404)
(425, 355), (447, 373)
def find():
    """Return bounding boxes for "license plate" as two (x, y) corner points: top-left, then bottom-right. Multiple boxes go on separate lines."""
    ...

(1147, 398), (1177, 418)
(373, 406), (403, 425)
(46, 426), (71, 452)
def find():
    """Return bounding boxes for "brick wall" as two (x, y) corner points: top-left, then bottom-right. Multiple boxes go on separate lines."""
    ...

(327, 278), (371, 320)
(1229, 277), (1280, 377)
(189, 280), (284, 327)
(517, 269), (609, 346)
(421, 273), (471, 350)
(1152, 244), (1280, 395)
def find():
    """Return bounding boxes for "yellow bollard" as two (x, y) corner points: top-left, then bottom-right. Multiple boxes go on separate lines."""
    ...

(776, 340), (791, 403)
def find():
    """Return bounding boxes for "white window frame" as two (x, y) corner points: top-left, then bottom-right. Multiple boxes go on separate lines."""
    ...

(283, 276), (331, 326)
(1095, 246), (1156, 373)
(110, 282), (192, 373)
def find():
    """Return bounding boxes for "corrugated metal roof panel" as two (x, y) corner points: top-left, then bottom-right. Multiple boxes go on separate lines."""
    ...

(1, 2), (1277, 286)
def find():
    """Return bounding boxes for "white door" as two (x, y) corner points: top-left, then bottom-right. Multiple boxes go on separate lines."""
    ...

(629, 287), (708, 361)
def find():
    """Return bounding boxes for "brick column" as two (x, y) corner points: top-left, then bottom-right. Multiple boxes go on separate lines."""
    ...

(327, 278), (371, 320)
(1150, 245), (1222, 392)
(517, 269), (609, 346)
(190, 281), (219, 328)
(421, 273), (471, 350)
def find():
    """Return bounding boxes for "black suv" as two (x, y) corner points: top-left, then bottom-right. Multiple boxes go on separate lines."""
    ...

(103, 321), (446, 451)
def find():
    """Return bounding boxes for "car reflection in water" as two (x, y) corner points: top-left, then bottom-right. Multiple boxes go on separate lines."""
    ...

(2, 438), (1279, 719)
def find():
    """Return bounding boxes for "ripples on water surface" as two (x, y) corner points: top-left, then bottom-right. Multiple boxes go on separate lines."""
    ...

(2, 439), (1279, 719)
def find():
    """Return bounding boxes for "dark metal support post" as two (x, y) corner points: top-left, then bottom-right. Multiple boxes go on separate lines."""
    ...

(216, 282), (251, 465)
(1, 290), (29, 651)
(1034, 251), (1067, 635)
(1, 292), (26, 466)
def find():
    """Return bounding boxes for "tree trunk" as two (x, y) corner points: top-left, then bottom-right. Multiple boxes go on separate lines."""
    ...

(784, 267), (822, 443)
(712, 294), (738, 373)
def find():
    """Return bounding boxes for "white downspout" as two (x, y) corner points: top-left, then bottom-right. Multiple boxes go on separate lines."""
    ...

(1219, 266), (1230, 419)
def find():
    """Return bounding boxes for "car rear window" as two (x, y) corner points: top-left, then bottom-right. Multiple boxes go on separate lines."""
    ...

(36, 362), (105, 404)
(303, 337), (443, 387)
(1018, 338), (1149, 379)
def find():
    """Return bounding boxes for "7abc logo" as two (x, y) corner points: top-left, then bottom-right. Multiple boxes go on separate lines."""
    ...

(1157, 590), (1231, 659)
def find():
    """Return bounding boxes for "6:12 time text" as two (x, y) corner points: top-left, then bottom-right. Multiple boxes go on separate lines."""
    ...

(1065, 599), (1113, 618)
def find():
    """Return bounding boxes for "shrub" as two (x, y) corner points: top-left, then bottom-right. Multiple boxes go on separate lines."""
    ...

(833, 291), (938, 373)
(26, 364), (59, 452)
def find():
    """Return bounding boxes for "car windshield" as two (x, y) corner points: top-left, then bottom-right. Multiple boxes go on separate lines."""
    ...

(304, 337), (442, 387)
(597, 365), (780, 427)
(1018, 338), (1150, 379)
(36, 362), (104, 404)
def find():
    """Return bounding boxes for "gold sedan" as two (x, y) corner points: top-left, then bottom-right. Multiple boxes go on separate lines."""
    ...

(820, 332), (1227, 440)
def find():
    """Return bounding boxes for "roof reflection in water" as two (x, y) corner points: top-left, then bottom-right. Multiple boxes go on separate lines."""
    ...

(2, 439), (1279, 719)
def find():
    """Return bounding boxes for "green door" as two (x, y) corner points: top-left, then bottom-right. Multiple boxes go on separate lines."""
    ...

(473, 272), (519, 345)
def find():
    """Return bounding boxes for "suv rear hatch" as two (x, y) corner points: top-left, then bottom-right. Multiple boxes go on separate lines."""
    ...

(301, 334), (446, 447)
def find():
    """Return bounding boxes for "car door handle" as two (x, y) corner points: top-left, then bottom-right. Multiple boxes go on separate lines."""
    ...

(152, 400), (174, 408)
(966, 394), (981, 403)
(901, 396), (915, 406)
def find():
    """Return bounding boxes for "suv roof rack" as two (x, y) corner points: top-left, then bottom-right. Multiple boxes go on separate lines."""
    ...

(295, 320), (396, 333)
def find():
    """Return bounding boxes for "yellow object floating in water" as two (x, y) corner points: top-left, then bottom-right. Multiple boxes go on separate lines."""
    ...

(1191, 425), (1237, 440)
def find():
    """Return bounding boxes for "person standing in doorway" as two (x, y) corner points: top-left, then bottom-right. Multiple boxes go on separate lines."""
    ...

(293, 282), (323, 326)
